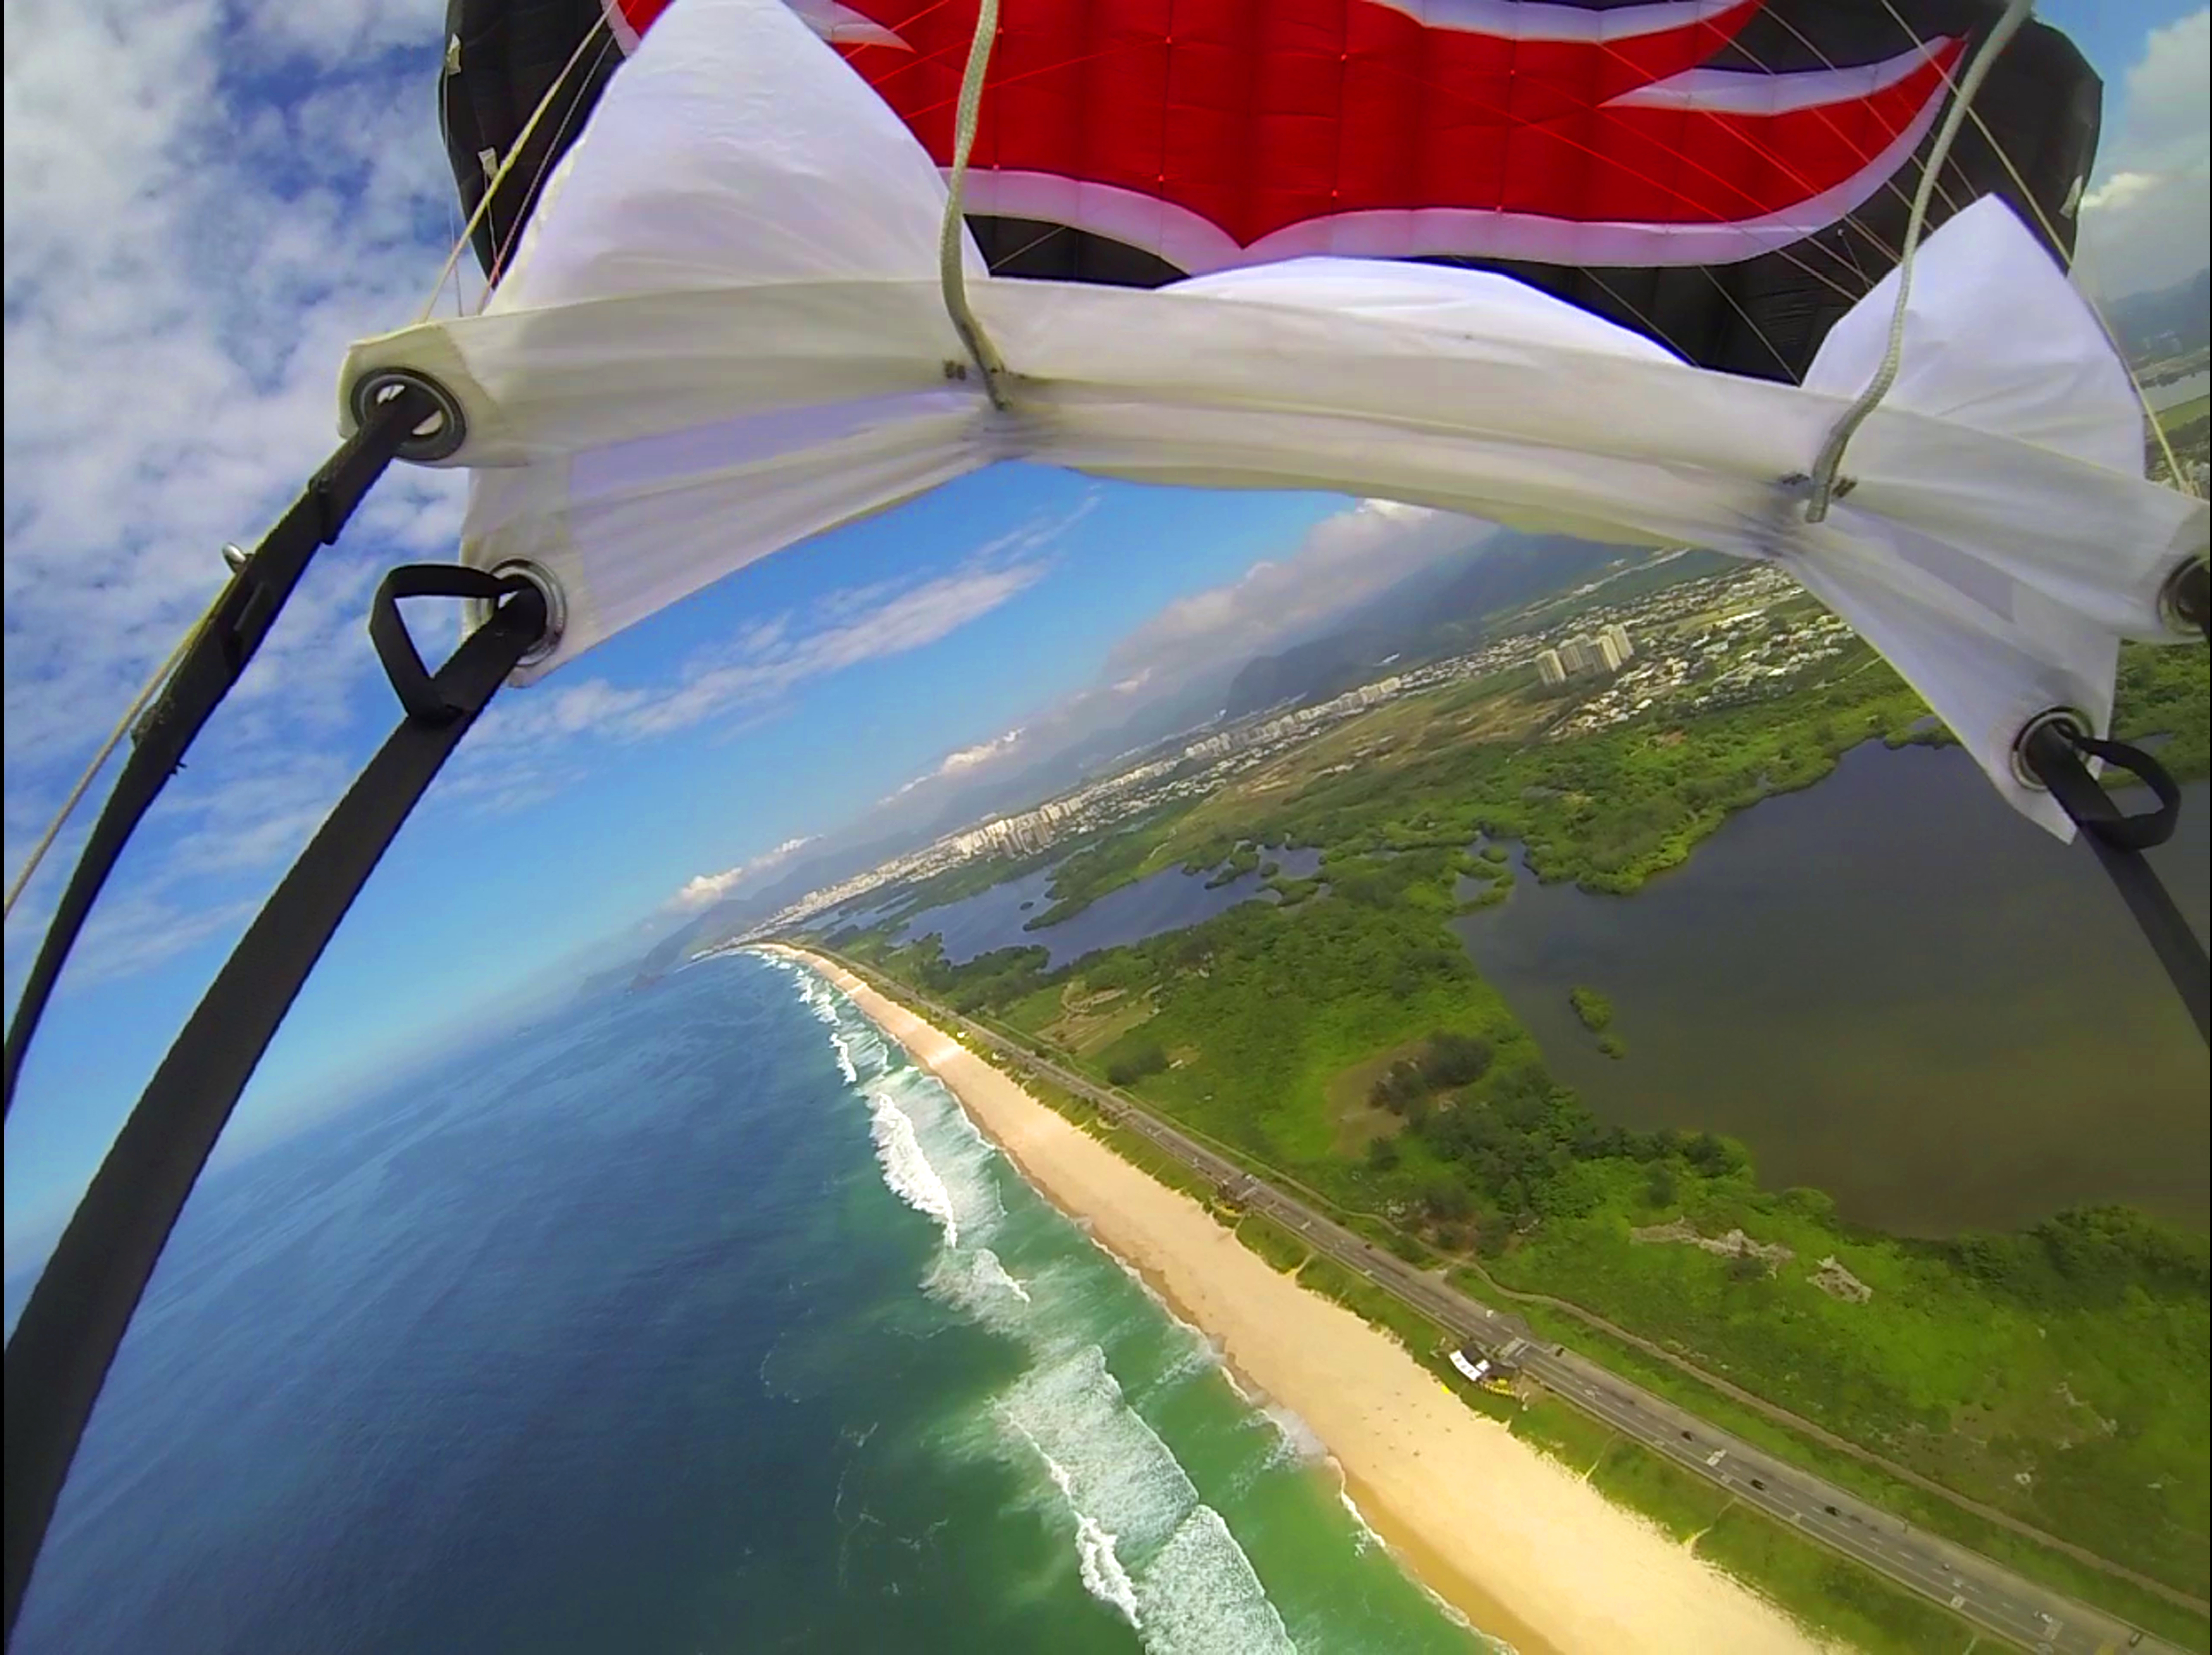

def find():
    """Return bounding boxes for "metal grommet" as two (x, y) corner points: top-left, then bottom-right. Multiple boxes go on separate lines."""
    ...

(2011, 705), (2089, 791)
(475, 559), (566, 670)
(347, 367), (467, 463)
(2155, 557), (2209, 638)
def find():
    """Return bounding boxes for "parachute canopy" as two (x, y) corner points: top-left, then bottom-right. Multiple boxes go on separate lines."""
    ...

(442, 0), (2100, 379)
(360, 0), (2205, 842)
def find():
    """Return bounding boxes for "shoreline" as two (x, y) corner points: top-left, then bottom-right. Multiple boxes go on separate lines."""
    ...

(777, 946), (1828, 1655)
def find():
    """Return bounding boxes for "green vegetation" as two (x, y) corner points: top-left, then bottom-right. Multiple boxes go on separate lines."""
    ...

(1027, 806), (1202, 927)
(2113, 638), (2211, 784)
(1236, 1211), (1312, 1274)
(2156, 392), (2208, 452)
(1695, 1507), (1977, 1653)
(1295, 1254), (1454, 1356)
(826, 599), (2212, 1640)
(1568, 986), (1614, 1032)
(853, 795), (2208, 1617)
(1203, 843), (1263, 888)
(872, 851), (1041, 922)
(1478, 1287), (2212, 1653)
(1486, 1164), (2210, 1599)
(1114, 632), (1939, 901)
(1103, 1042), (1168, 1087)
(1586, 1438), (1733, 1540)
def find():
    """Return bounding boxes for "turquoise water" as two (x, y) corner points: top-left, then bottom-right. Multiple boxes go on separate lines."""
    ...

(763, 955), (1496, 1652)
(11, 948), (1493, 1653)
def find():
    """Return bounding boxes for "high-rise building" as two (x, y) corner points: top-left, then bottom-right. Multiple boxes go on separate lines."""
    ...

(1595, 634), (1625, 673)
(1603, 622), (1633, 662)
(1535, 648), (1566, 688)
(1559, 636), (1596, 676)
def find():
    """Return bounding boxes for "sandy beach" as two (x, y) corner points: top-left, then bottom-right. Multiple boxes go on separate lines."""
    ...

(782, 948), (1828, 1655)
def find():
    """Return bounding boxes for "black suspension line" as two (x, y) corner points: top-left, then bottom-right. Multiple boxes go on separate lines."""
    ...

(2, 381), (446, 1117)
(2020, 719), (2210, 1046)
(2, 567), (547, 1647)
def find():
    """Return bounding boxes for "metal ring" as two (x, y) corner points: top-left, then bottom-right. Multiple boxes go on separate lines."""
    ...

(2155, 557), (2209, 638)
(347, 367), (467, 463)
(475, 559), (566, 670)
(2010, 705), (2089, 791)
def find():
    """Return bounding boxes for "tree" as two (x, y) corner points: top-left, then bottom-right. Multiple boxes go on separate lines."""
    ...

(1684, 1131), (1738, 1177)
(1104, 1044), (1167, 1086)
(1421, 1032), (1494, 1087)
(1366, 1136), (1401, 1172)
(1645, 1163), (1677, 1208)
(1420, 1175), (1473, 1222)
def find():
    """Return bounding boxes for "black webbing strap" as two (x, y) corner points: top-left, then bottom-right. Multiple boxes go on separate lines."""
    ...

(2, 568), (546, 1647)
(2, 384), (440, 1117)
(2022, 723), (2210, 1046)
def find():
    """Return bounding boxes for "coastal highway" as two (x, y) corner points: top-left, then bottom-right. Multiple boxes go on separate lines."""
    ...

(815, 953), (2178, 1655)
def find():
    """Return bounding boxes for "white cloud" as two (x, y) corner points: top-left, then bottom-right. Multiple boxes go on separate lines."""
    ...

(936, 727), (1025, 774)
(1, 0), (1081, 996)
(4, 0), (471, 990)
(882, 726), (1026, 800)
(866, 498), (1492, 823)
(2077, 8), (2210, 298)
(671, 836), (817, 910)
(508, 553), (1051, 748)
(444, 533), (1062, 830)
(60, 890), (265, 990)
(1103, 500), (1487, 684)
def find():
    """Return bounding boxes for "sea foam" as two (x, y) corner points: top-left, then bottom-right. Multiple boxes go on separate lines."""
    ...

(1135, 1505), (1298, 1655)
(1018, 1427), (1143, 1630)
(973, 1248), (1032, 1304)
(780, 957), (1299, 1654)
(865, 1088), (960, 1249)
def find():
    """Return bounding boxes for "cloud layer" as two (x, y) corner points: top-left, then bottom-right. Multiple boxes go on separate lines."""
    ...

(5, 0), (469, 990)
(2078, 8), (2210, 299)
(452, 528), (1067, 823)
(884, 498), (1489, 806)
(672, 836), (818, 909)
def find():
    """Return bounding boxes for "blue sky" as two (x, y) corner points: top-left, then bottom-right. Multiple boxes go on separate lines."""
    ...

(5, 0), (2208, 1257)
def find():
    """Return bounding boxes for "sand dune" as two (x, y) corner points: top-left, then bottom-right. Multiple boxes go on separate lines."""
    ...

(788, 949), (1828, 1655)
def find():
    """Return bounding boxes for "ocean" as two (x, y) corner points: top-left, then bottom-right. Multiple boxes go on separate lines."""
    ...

(9, 950), (1493, 1654)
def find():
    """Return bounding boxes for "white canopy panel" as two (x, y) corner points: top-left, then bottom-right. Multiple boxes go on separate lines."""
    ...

(342, 0), (2206, 837)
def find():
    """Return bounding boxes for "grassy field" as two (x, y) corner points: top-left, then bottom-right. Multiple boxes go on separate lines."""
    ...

(1587, 1437), (1734, 1539)
(1235, 1210), (1312, 1273)
(1486, 1291), (2212, 1652)
(1485, 1160), (2211, 1600)
(2157, 392), (2208, 436)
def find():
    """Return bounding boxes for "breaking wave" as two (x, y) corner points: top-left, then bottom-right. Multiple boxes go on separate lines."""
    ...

(973, 1248), (1031, 1304)
(864, 1087), (961, 1248)
(1019, 1425), (1143, 1630)
(770, 955), (1301, 1654)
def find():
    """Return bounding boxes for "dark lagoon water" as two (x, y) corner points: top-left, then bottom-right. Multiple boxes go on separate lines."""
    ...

(1453, 743), (2210, 1237)
(8, 951), (1484, 1655)
(900, 849), (1325, 970)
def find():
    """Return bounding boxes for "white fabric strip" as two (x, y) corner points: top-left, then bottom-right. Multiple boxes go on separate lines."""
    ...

(341, 0), (2207, 842)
